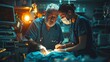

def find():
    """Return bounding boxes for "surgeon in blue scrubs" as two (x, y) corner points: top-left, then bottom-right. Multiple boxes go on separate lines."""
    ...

(55, 4), (96, 58)
(25, 3), (64, 52)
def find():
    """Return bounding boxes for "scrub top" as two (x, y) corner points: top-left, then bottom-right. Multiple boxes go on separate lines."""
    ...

(25, 17), (64, 49)
(70, 16), (96, 57)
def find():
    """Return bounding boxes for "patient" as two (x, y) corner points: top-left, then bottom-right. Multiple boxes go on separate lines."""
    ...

(24, 41), (75, 62)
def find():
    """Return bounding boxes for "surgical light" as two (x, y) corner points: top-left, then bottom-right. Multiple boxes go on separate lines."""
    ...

(21, 13), (31, 24)
(24, 15), (30, 22)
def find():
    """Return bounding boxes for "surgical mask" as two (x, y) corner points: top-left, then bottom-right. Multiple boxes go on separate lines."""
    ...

(61, 17), (71, 25)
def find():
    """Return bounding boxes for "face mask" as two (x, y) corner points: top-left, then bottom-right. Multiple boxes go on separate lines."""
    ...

(61, 17), (71, 25)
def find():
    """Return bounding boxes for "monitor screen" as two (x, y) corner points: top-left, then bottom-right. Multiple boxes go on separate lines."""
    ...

(0, 4), (16, 25)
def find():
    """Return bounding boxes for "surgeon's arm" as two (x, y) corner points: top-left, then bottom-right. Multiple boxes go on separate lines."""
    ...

(55, 34), (87, 52)
(65, 34), (87, 52)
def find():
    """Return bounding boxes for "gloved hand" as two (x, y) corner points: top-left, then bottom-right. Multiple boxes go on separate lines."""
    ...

(55, 44), (66, 49)
(39, 45), (49, 55)
(39, 45), (46, 50)
(54, 49), (67, 52)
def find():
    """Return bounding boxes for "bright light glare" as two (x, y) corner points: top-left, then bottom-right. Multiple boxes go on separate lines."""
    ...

(22, 13), (31, 23)
(24, 15), (30, 21)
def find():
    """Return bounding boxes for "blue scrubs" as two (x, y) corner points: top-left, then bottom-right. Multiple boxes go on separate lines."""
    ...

(71, 15), (95, 57)
(25, 17), (64, 49)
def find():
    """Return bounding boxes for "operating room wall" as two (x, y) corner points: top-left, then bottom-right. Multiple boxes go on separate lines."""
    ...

(73, 2), (104, 20)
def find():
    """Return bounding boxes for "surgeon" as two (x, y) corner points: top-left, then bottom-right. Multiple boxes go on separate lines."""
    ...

(55, 4), (96, 58)
(25, 3), (64, 53)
